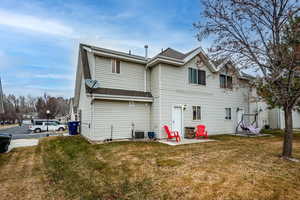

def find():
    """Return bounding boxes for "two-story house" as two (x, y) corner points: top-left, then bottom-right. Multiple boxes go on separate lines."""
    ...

(73, 43), (260, 141)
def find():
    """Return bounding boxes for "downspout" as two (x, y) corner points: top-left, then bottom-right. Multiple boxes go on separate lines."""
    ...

(144, 45), (148, 92)
(90, 93), (94, 139)
(144, 69), (147, 92)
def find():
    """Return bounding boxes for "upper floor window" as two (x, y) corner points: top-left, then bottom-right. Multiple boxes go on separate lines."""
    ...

(188, 68), (206, 85)
(225, 108), (232, 120)
(220, 74), (232, 89)
(192, 106), (201, 120)
(112, 59), (120, 74)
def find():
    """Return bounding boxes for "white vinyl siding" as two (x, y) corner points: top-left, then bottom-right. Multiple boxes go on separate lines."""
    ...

(150, 65), (161, 137)
(268, 108), (300, 129)
(159, 57), (249, 136)
(78, 76), (92, 138)
(92, 100), (150, 140)
(94, 56), (148, 91)
(293, 111), (300, 128)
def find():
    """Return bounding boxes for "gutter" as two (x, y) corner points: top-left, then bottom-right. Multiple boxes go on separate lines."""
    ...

(147, 56), (184, 67)
(88, 93), (153, 102)
(84, 47), (147, 65)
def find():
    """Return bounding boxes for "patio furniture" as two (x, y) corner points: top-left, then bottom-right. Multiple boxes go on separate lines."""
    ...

(235, 113), (261, 136)
(163, 125), (181, 142)
(185, 127), (195, 139)
(195, 125), (208, 139)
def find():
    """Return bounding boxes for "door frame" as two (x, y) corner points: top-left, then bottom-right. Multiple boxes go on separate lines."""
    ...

(172, 105), (184, 139)
(236, 107), (244, 131)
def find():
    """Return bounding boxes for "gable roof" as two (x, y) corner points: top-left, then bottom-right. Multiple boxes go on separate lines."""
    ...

(158, 48), (186, 60)
(147, 46), (219, 72)
(75, 43), (253, 104)
(81, 46), (91, 79)
(81, 43), (147, 63)
(76, 44), (153, 100)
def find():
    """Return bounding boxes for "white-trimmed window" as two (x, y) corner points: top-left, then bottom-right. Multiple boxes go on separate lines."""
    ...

(220, 74), (232, 89)
(188, 68), (206, 85)
(112, 59), (120, 74)
(192, 106), (201, 120)
(225, 108), (232, 120)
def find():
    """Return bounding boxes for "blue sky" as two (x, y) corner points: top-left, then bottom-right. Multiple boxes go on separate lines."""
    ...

(0, 0), (205, 97)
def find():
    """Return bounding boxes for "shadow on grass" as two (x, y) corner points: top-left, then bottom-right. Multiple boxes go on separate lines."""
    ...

(41, 136), (157, 200)
(38, 134), (300, 200)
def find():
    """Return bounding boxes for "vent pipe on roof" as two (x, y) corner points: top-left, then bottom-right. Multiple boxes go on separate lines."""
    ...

(129, 50), (131, 55)
(144, 45), (148, 59)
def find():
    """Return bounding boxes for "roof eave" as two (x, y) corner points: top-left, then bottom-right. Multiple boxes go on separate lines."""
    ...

(147, 56), (184, 67)
(82, 45), (147, 64)
(88, 94), (154, 102)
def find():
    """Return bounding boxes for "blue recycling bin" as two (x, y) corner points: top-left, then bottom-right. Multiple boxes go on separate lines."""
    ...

(68, 121), (80, 135)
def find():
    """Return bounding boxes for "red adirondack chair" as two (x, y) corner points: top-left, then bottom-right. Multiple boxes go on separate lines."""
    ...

(163, 125), (181, 142)
(195, 125), (208, 139)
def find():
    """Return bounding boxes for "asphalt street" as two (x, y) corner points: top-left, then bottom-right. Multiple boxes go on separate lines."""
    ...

(0, 125), (61, 139)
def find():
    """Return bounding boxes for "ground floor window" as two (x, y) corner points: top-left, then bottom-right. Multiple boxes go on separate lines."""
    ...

(192, 106), (201, 120)
(225, 108), (231, 120)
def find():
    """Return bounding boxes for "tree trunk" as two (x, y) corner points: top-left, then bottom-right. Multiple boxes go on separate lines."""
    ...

(282, 107), (293, 158)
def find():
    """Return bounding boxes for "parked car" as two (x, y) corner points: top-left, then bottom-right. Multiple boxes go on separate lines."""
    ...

(32, 119), (61, 125)
(0, 133), (12, 153)
(29, 121), (66, 133)
(22, 120), (32, 125)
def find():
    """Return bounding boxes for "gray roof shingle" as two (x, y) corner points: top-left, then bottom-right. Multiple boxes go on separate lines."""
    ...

(158, 48), (186, 60)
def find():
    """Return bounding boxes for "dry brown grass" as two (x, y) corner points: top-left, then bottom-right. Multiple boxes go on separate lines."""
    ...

(0, 133), (300, 200)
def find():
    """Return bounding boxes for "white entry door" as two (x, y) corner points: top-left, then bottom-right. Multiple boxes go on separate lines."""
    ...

(236, 107), (244, 131)
(172, 106), (183, 138)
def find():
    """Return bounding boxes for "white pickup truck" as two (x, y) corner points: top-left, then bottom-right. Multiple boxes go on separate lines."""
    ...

(29, 121), (66, 133)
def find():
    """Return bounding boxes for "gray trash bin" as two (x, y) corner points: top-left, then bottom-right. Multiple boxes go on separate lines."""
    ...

(0, 133), (12, 153)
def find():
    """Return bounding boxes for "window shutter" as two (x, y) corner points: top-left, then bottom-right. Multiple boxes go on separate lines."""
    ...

(197, 70), (206, 85)
(116, 60), (121, 73)
(200, 70), (206, 85)
(192, 68), (197, 84)
(112, 59), (116, 73)
(188, 68), (192, 83)
(197, 106), (201, 120)
(227, 76), (232, 89)
(220, 75), (226, 88)
(197, 70), (201, 85)
(192, 106), (196, 120)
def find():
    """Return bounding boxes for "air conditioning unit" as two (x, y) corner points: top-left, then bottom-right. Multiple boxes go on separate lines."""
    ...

(134, 131), (145, 139)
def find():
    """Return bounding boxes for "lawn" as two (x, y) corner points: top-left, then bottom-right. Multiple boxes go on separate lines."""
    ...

(0, 131), (300, 200)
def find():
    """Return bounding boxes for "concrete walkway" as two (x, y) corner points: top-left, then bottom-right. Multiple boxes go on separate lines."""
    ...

(159, 138), (216, 146)
(4, 133), (70, 153)
(7, 139), (39, 152)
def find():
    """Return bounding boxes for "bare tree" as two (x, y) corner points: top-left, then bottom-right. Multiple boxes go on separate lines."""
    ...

(194, 0), (300, 159)
(36, 93), (69, 119)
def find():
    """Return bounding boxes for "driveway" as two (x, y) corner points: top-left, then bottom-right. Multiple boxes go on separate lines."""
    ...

(0, 125), (64, 139)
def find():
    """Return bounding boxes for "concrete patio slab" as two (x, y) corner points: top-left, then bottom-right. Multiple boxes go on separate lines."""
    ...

(159, 139), (216, 146)
(7, 139), (39, 152)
